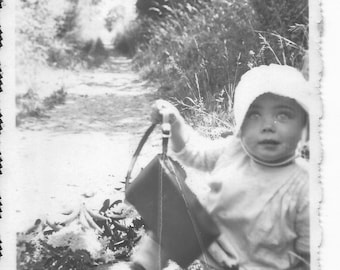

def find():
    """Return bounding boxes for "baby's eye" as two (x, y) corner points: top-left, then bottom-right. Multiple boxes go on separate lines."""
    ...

(246, 111), (261, 120)
(276, 111), (293, 122)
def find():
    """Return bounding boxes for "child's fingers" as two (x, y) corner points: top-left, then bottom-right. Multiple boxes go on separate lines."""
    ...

(150, 106), (162, 124)
(155, 99), (171, 109)
(159, 108), (177, 124)
(150, 100), (166, 124)
(151, 100), (179, 124)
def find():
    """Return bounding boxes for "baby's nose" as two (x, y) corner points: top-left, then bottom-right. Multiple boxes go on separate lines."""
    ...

(261, 117), (276, 132)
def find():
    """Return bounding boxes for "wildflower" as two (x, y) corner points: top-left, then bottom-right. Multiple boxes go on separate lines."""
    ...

(47, 223), (104, 259)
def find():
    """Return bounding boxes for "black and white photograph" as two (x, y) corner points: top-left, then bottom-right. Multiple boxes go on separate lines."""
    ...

(1, 0), (337, 269)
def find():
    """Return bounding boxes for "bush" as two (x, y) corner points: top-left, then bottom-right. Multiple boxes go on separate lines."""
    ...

(127, 0), (308, 134)
(16, 87), (68, 126)
(16, 0), (113, 70)
(247, 0), (308, 69)
(130, 1), (257, 132)
(113, 17), (153, 57)
(16, 0), (75, 68)
(136, 0), (210, 18)
(43, 87), (68, 109)
(250, 0), (308, 40)
(16, 89), (46, 120)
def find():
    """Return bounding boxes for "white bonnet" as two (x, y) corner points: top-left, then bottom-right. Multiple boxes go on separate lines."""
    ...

(233, 64), (316, 135)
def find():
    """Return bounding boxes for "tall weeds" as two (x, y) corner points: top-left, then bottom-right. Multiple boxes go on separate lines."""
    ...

(118, 0), (308, 137)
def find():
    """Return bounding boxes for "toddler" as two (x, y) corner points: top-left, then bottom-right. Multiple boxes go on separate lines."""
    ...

(122, 64), (314, 270)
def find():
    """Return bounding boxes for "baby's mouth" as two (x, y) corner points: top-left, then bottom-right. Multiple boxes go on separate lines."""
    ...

(258, 139), (280, 146)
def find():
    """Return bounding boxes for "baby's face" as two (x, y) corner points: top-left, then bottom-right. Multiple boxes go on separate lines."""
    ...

(240, 93), (307, 164)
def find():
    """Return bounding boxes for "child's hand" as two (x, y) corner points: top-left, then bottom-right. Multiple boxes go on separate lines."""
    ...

(150, 99), (181, 125)
(150, 99), (189, 152)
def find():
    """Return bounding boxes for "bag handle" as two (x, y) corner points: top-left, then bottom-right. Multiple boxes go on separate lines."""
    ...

(124, 114), (171, 190)
(124, 123), (156, 190)
(161, 113), (171, 157)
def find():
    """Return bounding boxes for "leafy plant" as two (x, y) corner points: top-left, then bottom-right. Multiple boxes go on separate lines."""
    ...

(16, 199), (145, 269)
(126, 0), (308, 134)
(129, 1), (255, 134)
(43, 87), (68, 109)
(16, 89), (46, 120)
(17, 230), (102, 270)
(249, 0), (308, 44)
(16, 87), (68, 126)
(136, 0), (209, 18)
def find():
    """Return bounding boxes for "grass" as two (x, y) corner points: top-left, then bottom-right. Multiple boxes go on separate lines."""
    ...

(114, 0), (308, 137)
(16, 87), (68, 126)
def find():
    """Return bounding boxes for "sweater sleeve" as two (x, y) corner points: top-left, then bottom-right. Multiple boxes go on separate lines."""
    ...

(171, 130), (233, 172)
(294, 176), (310, 255)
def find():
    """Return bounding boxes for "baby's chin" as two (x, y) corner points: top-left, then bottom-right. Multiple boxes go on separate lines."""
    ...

(254, 153), (295, 165)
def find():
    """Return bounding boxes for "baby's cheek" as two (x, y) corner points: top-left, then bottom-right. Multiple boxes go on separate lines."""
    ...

(242, 133), (257, 148)
(287, 129), (303, 145)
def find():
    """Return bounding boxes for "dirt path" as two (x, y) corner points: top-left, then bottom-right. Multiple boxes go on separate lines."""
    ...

(14, 57), (164, 232)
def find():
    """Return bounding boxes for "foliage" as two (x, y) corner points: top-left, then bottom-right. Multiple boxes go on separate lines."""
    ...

(17, 228), (108, 270)
(136, 0), (210, 18)
(130, 0), (257, 133)
(54, 0), (79, 40)
(16, 198), (209, 270)
(16, 87), (68, 126)
(113, 16), (154, 56)
(16, 0), (58, 67)
(15, 0), (117, 71)
(97, 199), (145, 261)
(104, 6), (125, 32)
(80, 38), (110, 68)
(16, 199), (145, 270)
(16, 89), (46, 120)
(250, 0), (308, 42)
(16, 0), (75, 69)
(43, 87), (68, 109)
(126, 0), (308, 134)
(114, 0), (210, 56)
(172, 96), (235, 139)
(247, 0), (308, 69)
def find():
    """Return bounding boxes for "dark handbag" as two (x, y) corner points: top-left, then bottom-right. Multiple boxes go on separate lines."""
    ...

(124, 123), (220, 268)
